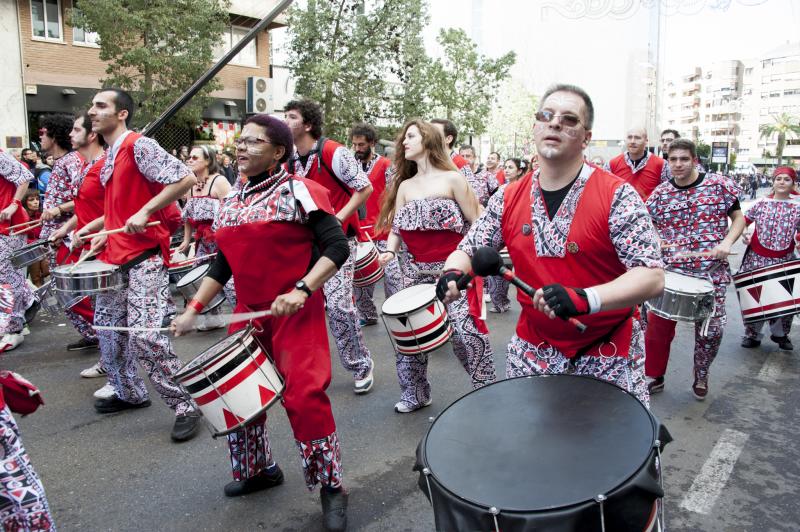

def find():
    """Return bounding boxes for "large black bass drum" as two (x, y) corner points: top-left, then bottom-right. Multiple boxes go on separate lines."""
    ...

(415, 375), (671, 531)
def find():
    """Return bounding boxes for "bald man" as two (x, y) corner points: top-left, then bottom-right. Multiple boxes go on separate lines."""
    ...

(605, 127), (665, 200)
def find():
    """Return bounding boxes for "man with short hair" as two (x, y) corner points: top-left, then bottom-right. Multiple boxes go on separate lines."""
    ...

(284, 99), (376, 394)
(349, 122), (401, 326)
(645, 138), (745, 400)
(79, 88), (200, 441)
(50, 114), (108, 384)
(605, 126), (664, 200)
(485, 151), (505, 185)
(431, 119), (487, 205)
(460, 144), (497, 206)
(659, 129), (679, 157)
(441, 84), (664, 405)
(40, 114), (98, 351)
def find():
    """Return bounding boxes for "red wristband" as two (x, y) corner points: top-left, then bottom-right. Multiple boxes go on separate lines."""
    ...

(12, 199), (22, 207)
(188, 299), (205, 313)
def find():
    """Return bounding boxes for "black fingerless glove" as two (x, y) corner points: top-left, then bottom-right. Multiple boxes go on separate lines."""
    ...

(542, 284), (589, 318)
(436, 269), (464, 301)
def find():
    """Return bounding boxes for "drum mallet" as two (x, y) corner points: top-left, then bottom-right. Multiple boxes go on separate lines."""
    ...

(9, 220), (43, 236)
(82, 221), (161, 239)
(471, 247), (588, 333)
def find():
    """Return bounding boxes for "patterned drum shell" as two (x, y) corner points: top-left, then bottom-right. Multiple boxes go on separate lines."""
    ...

(733, 259), (800, 324)
(381, 284), (453, 355)
(646, 271), (714, 322)
(175, 327), (284, 437)
(353, 242), (384, 287)
(175, 264), (226, 313)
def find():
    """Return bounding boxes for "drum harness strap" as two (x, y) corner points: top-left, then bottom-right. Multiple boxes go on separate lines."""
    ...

(573, 306), (635, 361)
(120, 246), (160, 274)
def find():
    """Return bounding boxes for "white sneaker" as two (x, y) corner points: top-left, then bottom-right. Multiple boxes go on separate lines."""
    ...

(354, 361), (374, 395)
(393, 398), (432, 413)
(483, 293), (491, 302)
(80, 362), (107, 378)
(93, 383), (116, 399)
(197, 313), (225, 331)
(0, 333), (24, 353)
(21, 326), (30, 336)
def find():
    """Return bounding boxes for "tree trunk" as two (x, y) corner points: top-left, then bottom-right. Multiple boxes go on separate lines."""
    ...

(777, 132), (785, 166)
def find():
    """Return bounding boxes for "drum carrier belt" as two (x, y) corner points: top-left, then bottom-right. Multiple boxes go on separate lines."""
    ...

(575, 306), (635, 358)
(120, 246), (160, 274)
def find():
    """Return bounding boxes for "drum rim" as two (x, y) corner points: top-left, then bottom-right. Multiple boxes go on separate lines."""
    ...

(421, 374), (659, 512)
(176, 263), (211, 287)
(176, 326), (253, 378)
(382, 284), (439, 316)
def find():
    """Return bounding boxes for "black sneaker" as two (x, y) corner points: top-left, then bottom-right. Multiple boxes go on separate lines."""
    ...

(770, 335), (794, 351)
(67, 338), (100, 351)
(647, 376), (665, 395)
(321, 488), (348, 532)
(171, 412), (201, 442)
(24, 300), (40, 324)
(741, 337), (761, 348)
(224, 465), (284, 497)
(95, 396), (151, 414)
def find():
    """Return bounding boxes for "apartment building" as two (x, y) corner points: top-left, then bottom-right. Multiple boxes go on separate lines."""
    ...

(662, 43), (800, 169)
(2, 0), (285, 152)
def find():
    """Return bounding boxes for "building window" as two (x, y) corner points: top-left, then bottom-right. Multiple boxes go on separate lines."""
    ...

(71, 0), (99, 45)
(31, 0), (62, 41)
(214, 26), (257, 67)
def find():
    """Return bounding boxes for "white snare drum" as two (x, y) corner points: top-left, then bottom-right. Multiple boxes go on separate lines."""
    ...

(353, 242), (384, 287)
(646, 271), (714, 322)
(52, 261), (126, 298)
(381, 284), (452, 355)
(734, 259), (800, 324)
(175, 326), (284, 437)
(175, 264), (226, 313)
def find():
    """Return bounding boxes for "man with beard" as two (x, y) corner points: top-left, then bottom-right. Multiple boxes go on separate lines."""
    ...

(440, 84), (664, 405)
(284, 99), (376, 394)
(349, 123), (401, 326)
(605, 126), (664, 200)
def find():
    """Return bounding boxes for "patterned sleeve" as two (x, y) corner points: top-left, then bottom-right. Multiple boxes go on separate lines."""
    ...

(133, 137), (191, 185)
(744, 199), (761, 224)
(331, 146), (370, 191)
(602, 161), (611, 173)
(718, 175), (742, 211)
(0, 152), (34, 186)
(659, 162), (671, 183)
(458, 184), (506, 256)
(609, 183), (663, 269)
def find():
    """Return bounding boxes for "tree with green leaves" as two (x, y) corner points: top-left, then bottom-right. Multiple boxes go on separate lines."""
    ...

(425, 28), (515, 139)
(285, 0), (430, 142)
(759, 113), (800, 166)
(69, 0), (230, 129)
(486, 80), (537, 157)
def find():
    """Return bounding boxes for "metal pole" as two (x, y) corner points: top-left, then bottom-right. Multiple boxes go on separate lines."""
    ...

(142, 0), (293, 137)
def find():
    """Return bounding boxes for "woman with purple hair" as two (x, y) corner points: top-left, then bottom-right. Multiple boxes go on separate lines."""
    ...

(172, 114), (350, 531)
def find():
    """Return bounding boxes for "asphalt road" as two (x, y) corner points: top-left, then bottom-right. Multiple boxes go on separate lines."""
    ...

(5, 230), (800, 531)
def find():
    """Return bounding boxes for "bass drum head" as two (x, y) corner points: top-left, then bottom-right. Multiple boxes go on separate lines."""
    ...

(176, 263), (210, 288)
(423, 375), (656, 512)
(382, 284), (436, 316)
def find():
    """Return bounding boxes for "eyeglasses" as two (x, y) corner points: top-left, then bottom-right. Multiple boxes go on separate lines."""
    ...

(235, 136), (272, 148)
(534, 110), (583, 129)
(188, 155), (201, 161)
(38, 128), (49, 137)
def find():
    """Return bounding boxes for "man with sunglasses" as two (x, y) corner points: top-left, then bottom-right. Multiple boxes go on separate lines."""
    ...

(75, 88), (200, 442)
(284, 99), (376, 395)
(440, 84), (664, 405)
(605, 127), (665, 200)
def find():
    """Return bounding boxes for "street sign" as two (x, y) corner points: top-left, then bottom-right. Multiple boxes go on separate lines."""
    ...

(711, 142), (729, 164)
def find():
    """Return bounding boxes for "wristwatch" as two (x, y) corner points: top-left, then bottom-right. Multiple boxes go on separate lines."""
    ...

(295, 280), (312, 297)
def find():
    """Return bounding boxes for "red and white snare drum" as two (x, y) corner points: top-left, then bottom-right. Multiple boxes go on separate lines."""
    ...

(353, 242), (384, 287)
(733, 259), (800, 324)
(175, 326), (283, 437)
(381, 284), (453, 356)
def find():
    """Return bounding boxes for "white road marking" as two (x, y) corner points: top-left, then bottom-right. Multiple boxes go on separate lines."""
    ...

(757, 353), (783, 382)
(679, 429), (749, 515)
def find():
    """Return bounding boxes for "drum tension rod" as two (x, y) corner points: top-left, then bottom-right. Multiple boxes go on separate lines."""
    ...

(489, 506), (501, 532)
(595, 494), (607, 532)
